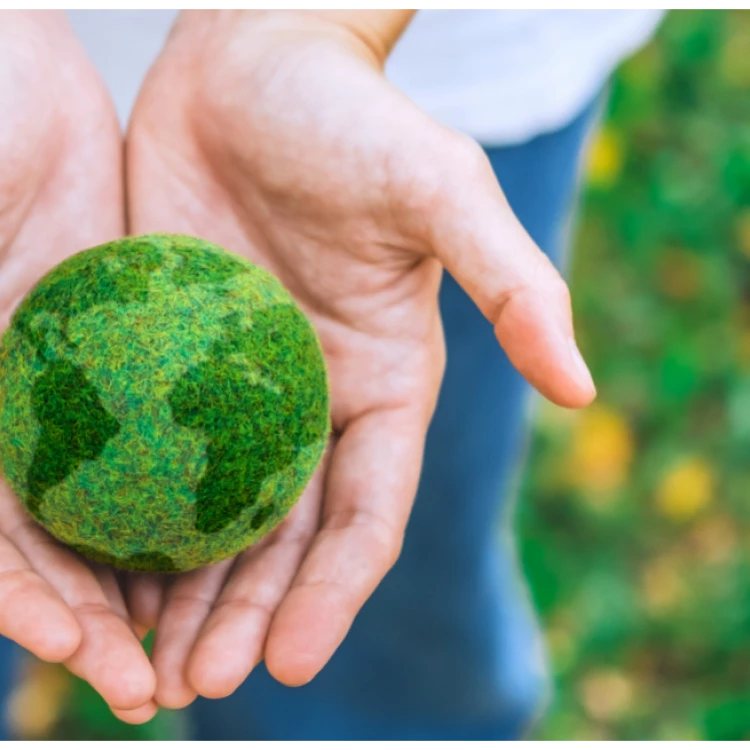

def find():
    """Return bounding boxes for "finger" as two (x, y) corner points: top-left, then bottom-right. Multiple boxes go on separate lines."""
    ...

(95, 565), (135, 624)
(125, 572), (166, 637)
(2, 509), (155, 712)
(426, 136), (596, 408)
(186, 460), (326, 699)
(111, 700), (159, 725)
(150, 560), (234, 709)
(62, 590), (155, 713)
(95, 566), (154, 646)
(91, 564), (151, 645)
(265, 407), (424, 686)
(0, 532), (81, 662)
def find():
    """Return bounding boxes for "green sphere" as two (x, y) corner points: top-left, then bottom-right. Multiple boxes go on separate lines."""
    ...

(0, 234), (330, 572)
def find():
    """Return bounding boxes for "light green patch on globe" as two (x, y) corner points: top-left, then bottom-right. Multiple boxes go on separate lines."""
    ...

(0, 234), (330, 572)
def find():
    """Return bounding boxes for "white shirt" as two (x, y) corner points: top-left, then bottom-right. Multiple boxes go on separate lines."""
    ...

(387, 10), (664, 145)
(66, 9), (663, 146)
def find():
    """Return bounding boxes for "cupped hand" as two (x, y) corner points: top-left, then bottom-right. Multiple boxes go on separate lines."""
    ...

(0, 11), (156, 723)
(125, 10), (596, 709)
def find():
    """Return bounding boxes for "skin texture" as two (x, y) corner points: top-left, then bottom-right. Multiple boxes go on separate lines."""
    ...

(0, 11), (157, 724)
(124, 10), (596, 713)
(0, 235), (329, 572)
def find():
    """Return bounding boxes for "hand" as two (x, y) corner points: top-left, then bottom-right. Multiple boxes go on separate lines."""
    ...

(0, 12), (156, 724)
(125, 10), (596, 709)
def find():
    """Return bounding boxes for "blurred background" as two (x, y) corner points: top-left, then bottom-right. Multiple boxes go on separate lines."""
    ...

(4, 8), (750, 741)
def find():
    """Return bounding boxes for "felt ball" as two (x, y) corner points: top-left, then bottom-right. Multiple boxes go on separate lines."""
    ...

(0, 234), (330, 572)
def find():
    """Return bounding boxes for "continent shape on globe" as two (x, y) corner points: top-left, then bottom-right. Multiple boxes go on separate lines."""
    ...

(0, 234), (330, 572)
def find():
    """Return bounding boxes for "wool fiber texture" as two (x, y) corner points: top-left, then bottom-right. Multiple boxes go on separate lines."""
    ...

(0, 234), (330, 572)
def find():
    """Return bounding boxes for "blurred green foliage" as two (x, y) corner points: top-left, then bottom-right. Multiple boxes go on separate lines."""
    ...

(48, 680), (183, 742)
(519, 8), (750, 741)
(8, 8), (749, 742)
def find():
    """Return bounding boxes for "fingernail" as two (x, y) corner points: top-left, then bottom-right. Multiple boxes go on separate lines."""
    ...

(568, 337), (596, 395)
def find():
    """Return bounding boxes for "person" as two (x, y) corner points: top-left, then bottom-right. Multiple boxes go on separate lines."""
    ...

(0, 10), (662, 740)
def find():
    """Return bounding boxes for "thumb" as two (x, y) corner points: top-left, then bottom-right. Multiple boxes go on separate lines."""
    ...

(426, 136), (596, 409)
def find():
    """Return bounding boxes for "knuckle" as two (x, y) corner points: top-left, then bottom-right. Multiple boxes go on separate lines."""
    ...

(447, 132), (491, 179)
(378, 530), (404, 572)
(409, 131), (490, 213)
(548, 272), (572, 306)
(496, 271), (570, 324)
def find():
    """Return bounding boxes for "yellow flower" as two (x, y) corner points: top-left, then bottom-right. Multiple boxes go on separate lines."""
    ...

(586, 128), (624, 188)
(568, 405), (634, 496)
(6, 659), (70, 739)
(656, 457), (715, 521)
(579, 669), (635, 722)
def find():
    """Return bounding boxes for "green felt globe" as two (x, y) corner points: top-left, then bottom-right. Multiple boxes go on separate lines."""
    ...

(0, 234), (330, 572)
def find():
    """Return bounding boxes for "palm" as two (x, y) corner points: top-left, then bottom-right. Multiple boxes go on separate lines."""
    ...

(126, 11), (595, 707)
(0, 13), (156, 723)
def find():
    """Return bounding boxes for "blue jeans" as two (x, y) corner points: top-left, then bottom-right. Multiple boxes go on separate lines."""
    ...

(0, 96), (599, 741)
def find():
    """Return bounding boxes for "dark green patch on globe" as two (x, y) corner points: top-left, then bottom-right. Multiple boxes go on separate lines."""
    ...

(0, 234), (330, 572)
